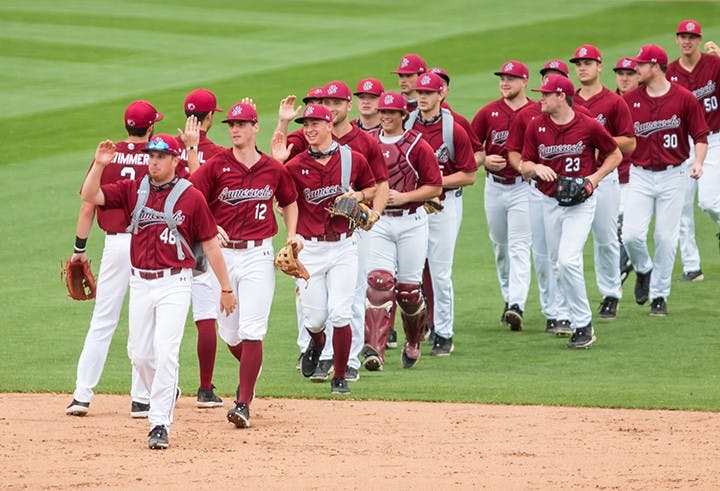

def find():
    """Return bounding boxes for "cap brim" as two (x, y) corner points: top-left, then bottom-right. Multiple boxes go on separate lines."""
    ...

(154, 111), (164, 122)
(494, 71), (526, 78)
(676, 31), (701, 36)
(353, 91), (381, 96)
(294, 116), (329, 124)
(222, 118), (257, 124)
(393, 69), (418, 74)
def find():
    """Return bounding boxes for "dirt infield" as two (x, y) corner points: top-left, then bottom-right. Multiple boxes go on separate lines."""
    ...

(2, 394), (718, 489)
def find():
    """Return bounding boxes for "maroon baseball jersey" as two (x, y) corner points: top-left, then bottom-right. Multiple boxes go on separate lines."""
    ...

(575, 87), (634, 182)
(378, 129), (443, 212)
(623, 83), (709, 167)
(102, 179), (217, 269)
(408, 115), (477, 177)
(176, 131), (224, 175)
(443, 101), (483, 153)
(506, 101), (591, 154)
(86, 141), (151, 233)
(352, 118), (381, 137)
(190, 149), (297, 241)
(287, 125), (388, 183)
(285, 149), (375, 237)
(472, 98), (533, 179)
(522, 112), (618, 197)
(667, 53), (720, 132)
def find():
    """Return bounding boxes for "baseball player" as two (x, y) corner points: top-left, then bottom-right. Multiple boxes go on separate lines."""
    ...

(363, 91), (442, 370)
(540, 59), (570, 79)
(394, 53), (427, 112)
(571, 45), (636, 320)
(613, 57), (641, 283)
(353, 77), (384, 133)
(177, 88), (227, 408)
(471, 61), (533, 331)
(623, 44), (709, 316)
(284, 104), (377, 394)
(81, 134), (237, 449)
(667, 20), (720, 282)
(520, 75), (622, 348)
(405, 72), (477, 356)
(66, 101), (159, 418)
(189, 102), (298, 429)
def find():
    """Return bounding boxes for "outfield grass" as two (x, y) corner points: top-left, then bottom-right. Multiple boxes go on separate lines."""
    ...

(1, 1), (719, 410)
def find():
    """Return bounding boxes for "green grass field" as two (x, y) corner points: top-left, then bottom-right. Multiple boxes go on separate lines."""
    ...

(1, 0), (719, 410)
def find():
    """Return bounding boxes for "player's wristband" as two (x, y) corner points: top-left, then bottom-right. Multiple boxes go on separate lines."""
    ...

(74, 236), (87, 253)
(221, 289), (233, 295)
(187, 146), (198, 151)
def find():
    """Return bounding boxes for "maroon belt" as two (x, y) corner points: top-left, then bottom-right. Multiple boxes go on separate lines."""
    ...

(643, 163), (681, 172)
(490, 174), (521, 185)
(224, 239), (263, 250)
(309, 231), (352, 242)
(131, 267), (182, 280)
(383, 207), (419, 217)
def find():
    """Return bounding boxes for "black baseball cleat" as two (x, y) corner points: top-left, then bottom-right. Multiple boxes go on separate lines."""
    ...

(310, 359), (334, 382)
(362, 345), (383, 371)
(301, 338), (324, 377)
(503, 304), (523, 331)
(66, 399), (90, 416)
(148, 425), (169, 449)
(567, 324), (596, 349)
(555, 319), (573, 337)
(330, 377), (350, 394)
(598, 296), (618, 319)
(386, 328), (398, 349)
(649, 297), (667, 316)
(130, 401), (150, 418)
(227, 402), (250, 428)
(680, 270), (704, 282)
(430, 335), (454, 356)
(545, 319), (558, 334)
(196, 384), (223, 408)
(634, 269), (651, 305)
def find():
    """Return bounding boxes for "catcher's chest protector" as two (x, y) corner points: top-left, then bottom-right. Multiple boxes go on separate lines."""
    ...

(382, 130), (423, 192)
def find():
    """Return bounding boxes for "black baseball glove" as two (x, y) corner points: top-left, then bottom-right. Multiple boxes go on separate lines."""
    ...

(555, 176), (594, 207)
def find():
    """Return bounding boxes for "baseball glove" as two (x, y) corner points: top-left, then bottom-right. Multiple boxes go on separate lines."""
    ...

(555, 176), (594, 207)
(423, 198), (444, 214)
(327, 195), (372, 229)
(62, 259), (97, 300)
(274, 241), (309, 280)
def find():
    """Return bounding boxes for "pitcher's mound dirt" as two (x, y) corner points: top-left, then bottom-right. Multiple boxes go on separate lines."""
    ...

(2, 393), (718, 489)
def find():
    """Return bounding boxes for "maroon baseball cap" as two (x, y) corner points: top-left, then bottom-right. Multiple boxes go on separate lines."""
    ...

(677, 19), (702, 36)
(633, 44), (668, 65)
(184, 88), (222, 113)
(142, 134), (181, 156)
(124, 100), (163, 129)
(393, 53), (427, 75)
(532, 74), (575, 95)
(221, 103), (258, 123)
(323, 80), (352, 101)
(494, 60), (529, 79)
(539, 59), (569, 77)
(415, 72), (445, 92)
(302, 87), (326, 104)
(613, 57), (637, 72)
(377, 92), (408, 112)
(295, 104), (333, 124)
(430, 67), (451, 84)
(570, 44), (602, 63)
(354, 78), (384, 96)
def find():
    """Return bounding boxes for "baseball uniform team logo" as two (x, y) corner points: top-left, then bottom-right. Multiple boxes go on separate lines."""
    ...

(538, 141), (586, 159)
(549, 61), (560, 69)
(420, 75), (431, 86)
(303, 184), (344, 204)
(136, 209), (186, 229)
(685, 22), (696, 31)
(490, 129), (509, 145)
(384, 94), (395, 104)
(622, 58), (633, 68)
(578, 47), (588, 57)
(504, 62), (514, 72)
(633, 115), (681, 137)
(400, 57), (410, 68)
(363, 81), (374, 91)
(327, 84), (338, 95)
(596, 114), (607, 126)
(692, 80), (717, 101)
(305, 106), (315, 116)
(218, 185), (274, 205)
(231, 105), (244, 116)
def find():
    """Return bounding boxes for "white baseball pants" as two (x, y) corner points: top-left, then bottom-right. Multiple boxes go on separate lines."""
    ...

(592, 169), (622, 299)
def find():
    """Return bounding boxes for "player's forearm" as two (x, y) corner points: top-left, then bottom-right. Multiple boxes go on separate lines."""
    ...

(186, 148), (200, 174)
(614, 136), (636, 154)
(507, 151), (522, 172)
(75, 201), (96, 239)
(282, 201), (299, 239)
(80, 164), (106, 205)
(356, 185), (377, 203)
(442, 170), (476, 188)
(202, 239), (232, 291)
(474, 150), (486, 167)
(371, 181), (389, 214)
(403, 185), (442, 203)
(693, 142), (708, 167)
